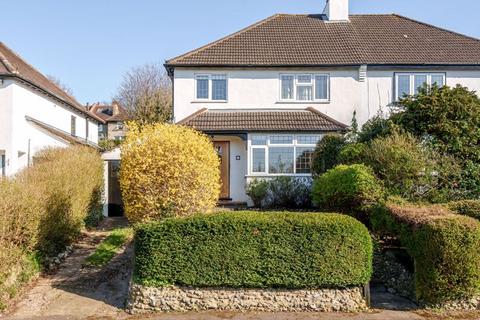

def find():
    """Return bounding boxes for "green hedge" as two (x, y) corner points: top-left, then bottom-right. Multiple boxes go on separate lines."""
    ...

(372, 203), (480, 304)
(447, 200), (480, 220)
(134, 211), (373, 289)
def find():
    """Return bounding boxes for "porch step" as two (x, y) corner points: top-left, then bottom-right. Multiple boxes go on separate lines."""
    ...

(217, 200), (248, 210)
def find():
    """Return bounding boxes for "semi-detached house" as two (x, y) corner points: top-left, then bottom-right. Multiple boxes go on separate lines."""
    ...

(165, 0), (480, 205)
(0, 42), (104, 177)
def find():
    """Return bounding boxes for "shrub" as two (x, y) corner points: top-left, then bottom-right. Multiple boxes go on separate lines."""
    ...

(447, 200), (480, 220)
(246, 178), (269, 208)
(134, 211), (373, 289)
(120, 123), (220, 223)
(312, 164), (384, 222)
(394, 85), (480, 163)
(338, 143), (367, 164)
(357, 114), (392, 143)
(364, 131), (464, 203)
(364, 131), (435, 198)
(246, 177), (312, 209)
(311, 135), (346, 176)
(0, 146), (103, 309)
(371, 202), (480, 304)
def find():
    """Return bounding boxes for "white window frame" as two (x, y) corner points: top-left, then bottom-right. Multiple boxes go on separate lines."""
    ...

(194, 73), (228, 102)
(279, 73), (330, 103)
(395, 72), (446, 100)
(248, 134), (322, 177)
(115, 121), (124, 130)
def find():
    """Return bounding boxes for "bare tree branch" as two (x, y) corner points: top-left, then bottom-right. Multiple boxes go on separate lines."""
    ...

(46, 74), (74, 96)
(114, 63), (172, 124)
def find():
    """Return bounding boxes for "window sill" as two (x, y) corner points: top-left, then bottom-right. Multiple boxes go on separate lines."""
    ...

(275, 101), (330, 104)
(191, 100), (228, 104)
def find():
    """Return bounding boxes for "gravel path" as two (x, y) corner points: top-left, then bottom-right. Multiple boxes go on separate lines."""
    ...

(6, 218), (133, 320)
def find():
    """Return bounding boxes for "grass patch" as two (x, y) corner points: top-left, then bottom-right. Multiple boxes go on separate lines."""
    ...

(85, 228), (132, 267)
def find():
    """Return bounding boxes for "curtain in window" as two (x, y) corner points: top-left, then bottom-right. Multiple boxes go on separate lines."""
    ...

(296, 86), (313, 101)
(281, 75), (294, 100)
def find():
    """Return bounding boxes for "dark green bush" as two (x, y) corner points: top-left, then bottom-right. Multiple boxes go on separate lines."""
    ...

(371, 203), (480, 304)
(134, 211), (373, 289)
(394, 85), (480, 163)
(338, 143), (367, 164)
(246, 178), (269, 208)
(311, 135), (346, 176)
(447, 200), (480, 220)
(246, 177), (312, 209)
(357, 114), (392, 143)
(312, 164), (384, 222)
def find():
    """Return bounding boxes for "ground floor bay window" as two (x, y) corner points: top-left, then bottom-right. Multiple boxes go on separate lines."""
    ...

(248, 134), (322, 176)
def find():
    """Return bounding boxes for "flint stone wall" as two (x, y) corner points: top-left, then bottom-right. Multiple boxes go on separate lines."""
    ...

(127, 284), (367, 313)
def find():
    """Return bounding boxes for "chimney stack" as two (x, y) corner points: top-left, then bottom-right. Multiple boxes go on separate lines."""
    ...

(112, 101), (120, 116)
(323, 0), (350, 22)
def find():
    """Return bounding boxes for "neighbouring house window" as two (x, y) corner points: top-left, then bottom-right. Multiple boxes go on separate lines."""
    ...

(115, 122), (124, 130)
(250, 134), (322, 175)
(280, 74), (330, 102)
(395, 73), (446, 99)
(0, 153), (5, 177)
(195, 74), (227, 101)
(71, 116), (76, 136)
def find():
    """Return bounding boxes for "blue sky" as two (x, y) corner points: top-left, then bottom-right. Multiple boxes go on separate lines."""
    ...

(1, 0), (479, 104)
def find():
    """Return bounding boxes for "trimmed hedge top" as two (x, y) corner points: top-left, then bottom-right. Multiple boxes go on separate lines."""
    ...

(134, 211), (373, 289)
(372, 202), (480, 304)
(447, 200), (480, 221)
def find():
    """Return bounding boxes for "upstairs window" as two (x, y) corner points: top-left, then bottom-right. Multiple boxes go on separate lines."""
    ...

(280, 74), (329, 102)
(395, 73), (445, 100)
(195, 74), (227, 101)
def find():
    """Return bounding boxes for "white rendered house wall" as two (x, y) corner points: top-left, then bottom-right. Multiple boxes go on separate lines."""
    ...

(173, 68), (480, 127)
(0, 80), (99, 176)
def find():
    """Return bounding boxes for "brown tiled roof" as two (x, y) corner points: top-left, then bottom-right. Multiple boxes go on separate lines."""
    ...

(179, 108), (348, 132)
(89, 102), (130, 122)
(0, 42), (104, 123)
(166, 14), (480, 67)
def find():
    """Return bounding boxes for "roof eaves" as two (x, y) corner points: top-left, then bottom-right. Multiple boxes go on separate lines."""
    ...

(305, 107), (349, 129)
(25, 115), (99, 149)
(1, 73), (105, 123)
(391, 14), (480, 43)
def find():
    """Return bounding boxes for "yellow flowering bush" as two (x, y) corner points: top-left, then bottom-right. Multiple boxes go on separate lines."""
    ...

(120, 122), (220, 223)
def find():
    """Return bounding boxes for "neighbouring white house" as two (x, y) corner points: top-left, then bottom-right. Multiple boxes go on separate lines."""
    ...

(0, 41), (104, 177)
(165, 0), (480, 205)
